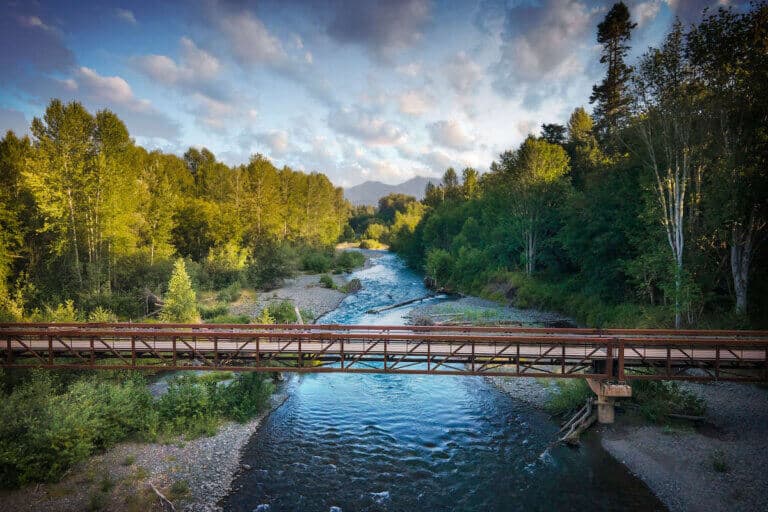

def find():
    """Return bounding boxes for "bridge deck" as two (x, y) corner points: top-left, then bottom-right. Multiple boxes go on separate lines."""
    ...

(1, 323), (766, 381)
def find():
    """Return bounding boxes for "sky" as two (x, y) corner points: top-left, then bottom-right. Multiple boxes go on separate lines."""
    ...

(0, 0), (741, 187)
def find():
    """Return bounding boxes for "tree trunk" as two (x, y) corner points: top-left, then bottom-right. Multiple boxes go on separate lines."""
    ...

(730, 220), (753, 315)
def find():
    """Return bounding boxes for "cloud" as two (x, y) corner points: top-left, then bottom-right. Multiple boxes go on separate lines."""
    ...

(76, 67), (148, 109)
(632, 0), (663, 26)
(427, 120), (474, 150)
(396, 62), (422, 77)
(329, 106), (405, 145)
(0, 108), (29, 135)
(115, 8), (137, 25)
(134, 38), (223, 95)
(256, 130), (290, 155)
(326, 0), (432, 61)
(490, 0), (596, 104)
(71, 67), (179, 141)
(444, 52), (483, 96)
(398, 89), (432, 116)
(218, 10), (288, 66)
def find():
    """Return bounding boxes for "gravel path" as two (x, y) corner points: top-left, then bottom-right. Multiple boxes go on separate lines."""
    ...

(602, 382), (768, 512)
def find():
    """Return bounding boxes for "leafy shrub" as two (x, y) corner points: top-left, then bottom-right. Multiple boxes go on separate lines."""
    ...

(319, 274), (335, 289)
(157, 376), (218, 438)
(0, 372), (158, 488)
(216, 282), (242, 303)
(631, 380), (705, 422)
(266, 300), (298, 323)
(333, 251), (365, 272)
(203, 242), (247, 290)
(198, 303), (228, 320)
(87, 306), (117, 323)
(213, 373), (274, 422)
(359, 239), (386, 250)
(545, 379), (592, 416)
(302, 251), (332, 273)
(207, 314), (250, 324)
(246, 242), (296, 290)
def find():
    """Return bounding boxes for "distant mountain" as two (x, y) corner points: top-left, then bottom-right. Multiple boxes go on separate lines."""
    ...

(344, 176), (436, 206)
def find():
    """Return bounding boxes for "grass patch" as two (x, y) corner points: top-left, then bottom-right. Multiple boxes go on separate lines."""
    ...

(198, 303), (229, 320)
(319, 274), (336, 289)
(206, 314), (250, 324)
(169, 479), (190, 501)
(710, 449), (729, 473)
(630, 380), (705, 423)
(545, 379), (592, 416)
(121, 455), (135, 467)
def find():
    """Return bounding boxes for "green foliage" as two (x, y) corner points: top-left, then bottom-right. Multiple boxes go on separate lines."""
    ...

(630, 380), (705, 423)
(207, 314), (250, 324)
(161, 259), (199, 323)
(333, 250), (365, 272)
(319, 274), (336, 289)
(425, 249), (453, 289)
(266, 300), (299, 323)
(212, 372), (274, 423)
(545, 379), (592, 416)
(87, 306), (117, 323)
(255, 307), (275, 324)
(0, 371), (157, 488)
(216, 282), (242, 303)
(247, 242), (296, 290)
(198, 303), (229, 320)
(302, 251), (332, 273)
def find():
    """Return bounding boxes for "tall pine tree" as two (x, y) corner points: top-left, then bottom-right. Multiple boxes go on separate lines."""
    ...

(590, 2), (636, 148)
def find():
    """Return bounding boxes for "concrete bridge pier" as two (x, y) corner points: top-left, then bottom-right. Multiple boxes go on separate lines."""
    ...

(586, 379), (632, 424)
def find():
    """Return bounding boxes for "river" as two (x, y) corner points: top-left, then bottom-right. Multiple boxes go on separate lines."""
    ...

(222, 251), (665, 511)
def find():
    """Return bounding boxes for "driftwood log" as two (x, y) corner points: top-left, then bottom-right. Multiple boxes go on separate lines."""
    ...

(149, 482), (176, 511)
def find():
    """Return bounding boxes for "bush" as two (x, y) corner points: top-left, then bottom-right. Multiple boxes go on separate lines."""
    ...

(87, 306), (117, 323)
(301, 251), (332, 273)
(0, 372), (157, 488)
(157, 376), (218, 438)
(246, 242), (296, 290)
(333, 251), (365, 272)
(631, 380), (705, 423)
(213, 373), (274, 423)
(266, 300), (298, 323)
(216, 282), (242, 303)
(319, 274), (335, 289)
(545, 379), (592, 416)
(207, 314), (250, 324)
(198, 303), (228, 320)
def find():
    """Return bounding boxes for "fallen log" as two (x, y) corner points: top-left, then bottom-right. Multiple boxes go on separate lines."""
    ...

(366, 294), (435, 314)
(149, 482), (176, 511)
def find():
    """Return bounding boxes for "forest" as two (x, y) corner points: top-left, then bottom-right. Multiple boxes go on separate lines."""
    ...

(387, 4), (767, 328)
(0, 100), (349, 321)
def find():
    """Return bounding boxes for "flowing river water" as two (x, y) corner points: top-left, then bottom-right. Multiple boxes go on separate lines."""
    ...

(222, 251), (665, 511)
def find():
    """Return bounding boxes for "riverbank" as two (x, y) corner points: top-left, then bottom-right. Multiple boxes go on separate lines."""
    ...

(0, 386), (290, 512)
(408, 292), (768, 512)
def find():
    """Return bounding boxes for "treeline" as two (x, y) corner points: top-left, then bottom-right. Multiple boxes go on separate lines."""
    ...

(0, 100), (348, 320)
(393, 4), (767, 328)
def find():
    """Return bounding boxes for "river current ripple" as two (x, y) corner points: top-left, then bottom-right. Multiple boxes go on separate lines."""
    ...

(222, 251), (665, 512)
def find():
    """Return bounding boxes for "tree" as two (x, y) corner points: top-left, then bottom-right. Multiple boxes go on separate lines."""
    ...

(632, 22), (705, 327)
(541, 123), (567, 145)
(461, 168), (479, 200)
(688, 5), (768, 314)
(590, 2), (637, 146)
(160, 259), (199, 323)
(504, 136), (571, 274)
(442, 168), (461, 201)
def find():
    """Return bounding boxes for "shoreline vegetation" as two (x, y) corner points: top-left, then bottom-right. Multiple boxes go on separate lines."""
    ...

(0, 252), (368, 511)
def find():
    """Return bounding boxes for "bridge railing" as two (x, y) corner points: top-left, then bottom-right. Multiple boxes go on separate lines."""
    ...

(1, 323), (766, 381)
